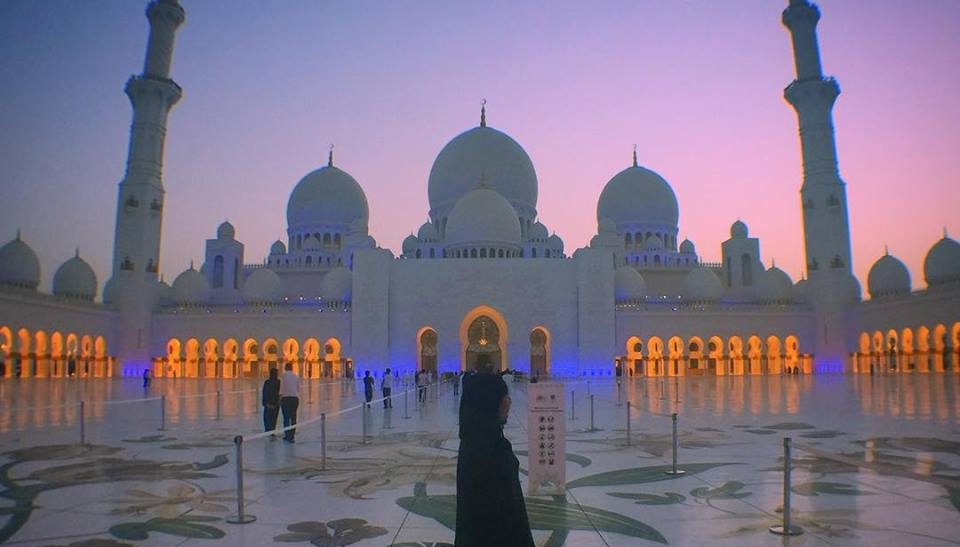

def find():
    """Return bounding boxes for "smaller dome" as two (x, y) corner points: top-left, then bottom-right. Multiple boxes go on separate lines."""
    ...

(598, 217), (617, 235)
(597, 164), (679, 228)
(730, 220), (748, 239)
(681, 267), (723, 302)
(286, 165), (369, 229)
(402, 234), (419, 255)
(102, 276), (118, 305)
(756, 266), (793, 303)
(923, 235), (960, 288)
(172, 265), (210, 306)
(0, 233), (40, 290)
(52, 251), (97, 301)
(547, 234), (564, 253)
(270, 240), (287, 255)
(643, 235), (664, 251)
(217, 221), (235, 240)
(445, 187), (522, 249)
(614, 266), (647, 302)
(321, 266), (352, 301)
(679, 239), (696, 254)
(530, 222), (549, 241)
(417, 222), (438, 242)
(242, 268), (283, 304)
(156, 277), (173, 307)
(867, 253), (911, 298)
(302, 235), (322, 251)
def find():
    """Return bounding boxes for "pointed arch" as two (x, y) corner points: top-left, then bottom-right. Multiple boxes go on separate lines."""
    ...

(687, 336), (704, 375)
(767, 335), (783, 375)
(728, 336), (744, 375)
(916, 326), (930, 372)
(708, 335), (724, 375)
(747, 335), (762, 375)
(303, 338), (320, 378)
(203, 338), (219, 377)
(647, 336), (664, 376)
(626, 336), (643, 376)
(242, 338), (258, 377)
(94, 336), (107, 377)
(785, 335), (800, 374)
(33, 330), (48, 377)
(417, 327), (439, 375)
(323, 337), (342, 377)
(283, 338), (300, 375)
(165, 338), (182, 378)
(223, 338), (239, 378)
(184, 338), (200, 378)
(459, 305), (509, 372)
(530, 326), (551, 377)
(667, 336), (684, 376)
(901, 328), (915, 372)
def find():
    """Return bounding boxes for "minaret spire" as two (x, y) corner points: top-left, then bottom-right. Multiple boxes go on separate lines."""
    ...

(480, 99), (487, 127)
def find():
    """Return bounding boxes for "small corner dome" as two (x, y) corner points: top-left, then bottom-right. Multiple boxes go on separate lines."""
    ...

(597, 164), (679, 229)
(679, 239), (696, 254)
(172, 266), (210, 305)
(52, 253), (97, 301)
(217, 221), (235, 240)
(643, 234), (664, 250)
(867, 253), (911, 298)
(547, 234), (564, 252)
(0, 234), (40, 290)
(402, 234), (419, 254)
(321, 266), (352, 301)
(923, 235), (960, 287)
(681, 266), (723, 302)
(794, 277), (808, 302)
(445, 187), (522, 248)
(428, 125), (538, 213)
(730, 220), (748, 239)
(614, 266), (647, 301)
(530, 222), (549, 241)
(286, 165), (369, 229)
(756, 266), (793, 303)
(417, 222), (438, 242)
(270, 240), (287, 255)
(242, 268), (283, 304)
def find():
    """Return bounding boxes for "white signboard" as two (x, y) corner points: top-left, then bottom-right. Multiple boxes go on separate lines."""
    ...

(527, 382), (565, 496)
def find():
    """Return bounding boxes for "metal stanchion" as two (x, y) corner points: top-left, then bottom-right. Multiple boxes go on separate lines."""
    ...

(665, 413), (685, 475)
(626, 401), (631, 446)
(587, 380), (591, 396)
(617, 381), (623, 407)
(770, 437), (803, 536)
(78, 401), (85, 445)
(362, 406), (369, 444)
(226, 436), (256, 524)
(659, 378), (665, 400)
(320, 413), (327, 471)
(589, 394), (596, 431)
(158, 395), (167, 431)
(403, 387), (411, 419)
(308, 380), (313, 405)
(216, 390), (222, 421)
(570, 390), (576, 421)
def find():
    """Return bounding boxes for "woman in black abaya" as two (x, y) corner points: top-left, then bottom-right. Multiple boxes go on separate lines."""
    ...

(455, 355), (534, 547)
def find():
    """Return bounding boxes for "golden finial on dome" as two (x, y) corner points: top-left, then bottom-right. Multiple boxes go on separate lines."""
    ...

(632, 144), (638, 167)
(328, 144), (334, 167)
(480, 98), (487, 128)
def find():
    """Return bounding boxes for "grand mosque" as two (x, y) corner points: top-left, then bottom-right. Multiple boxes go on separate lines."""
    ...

(0, 0), (957, 381)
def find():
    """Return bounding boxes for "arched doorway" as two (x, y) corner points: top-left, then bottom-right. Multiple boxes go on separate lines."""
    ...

(747, 336), (762, 375)
(459, 306), (508, 372)
(667, 336), (684, 376)
(687, 337), (704, 376)
(530, 327), (550, 378)
(51, 331), (64, 377)
(647, 337), (664, 377)
(166, 338), (182, 378)
(767, 335), (783, 375)
(223, 338), (239, 378)
(0, 326), (12, 378)
(323, 338), (342, 377)
(901, 328), (915, 371)
(417, 328), (438, 375)
(886, 329), (899, 372)
(203, 338), (219, 378)
(785, 335), (800, 374)
(917, 326), (931, 372)
(626, 336), (643, 376)
(708, 336), (724, 375)
(282, 338), (300, 375)
(728, 336), (744, 375)
(242, 338), (258, 377)
(303, 338), (320, 378)
(262, 338), (279, 376)
(184, 338), (200, 378)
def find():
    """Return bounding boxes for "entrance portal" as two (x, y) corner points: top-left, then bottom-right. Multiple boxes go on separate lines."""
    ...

(530, 328), (548, 377)
(465, 316), (501, 372)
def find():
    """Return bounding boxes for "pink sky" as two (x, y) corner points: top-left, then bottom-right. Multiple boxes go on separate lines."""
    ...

(1, 0), (957, 292)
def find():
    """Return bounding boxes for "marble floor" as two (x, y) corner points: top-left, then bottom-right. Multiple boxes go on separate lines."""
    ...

(1, 373), (959, 546)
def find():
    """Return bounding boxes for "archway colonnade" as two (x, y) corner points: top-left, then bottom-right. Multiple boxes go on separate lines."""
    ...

(160, 336), (350, 379)
(854, 322), (960, 374)
(0, 325), (111, 378)
(622, 333), (809, 377)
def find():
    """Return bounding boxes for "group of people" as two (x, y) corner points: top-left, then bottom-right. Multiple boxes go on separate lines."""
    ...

(362, 368), (394, 407)
(261, 363), (301, 443)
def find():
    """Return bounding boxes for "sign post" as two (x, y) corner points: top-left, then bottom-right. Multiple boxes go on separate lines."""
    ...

(527, 382), (566, 496)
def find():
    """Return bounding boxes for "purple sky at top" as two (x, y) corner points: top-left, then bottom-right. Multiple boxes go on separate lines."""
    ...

(1, 0), (957, 293)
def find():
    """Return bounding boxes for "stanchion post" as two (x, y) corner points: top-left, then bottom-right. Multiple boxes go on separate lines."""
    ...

(362, 406), (369, 444)
(770, 437), (803, 536)
(570, 390), (576, 421)
(79, 401), (86, 445)
(309, 380), (313, 405)
(587, 380), (591, 396)
(226, 435), (256, 524)
(626, 401), (631, 446)
(589, 394), (595, 431)
(403, 387), (411, 419)
(617, 381), (623, 407)
(216, 390), (222, 421)
(665, 413), (685, 475)
(158, 395), (166, 431)
(320, 413), (327, 471)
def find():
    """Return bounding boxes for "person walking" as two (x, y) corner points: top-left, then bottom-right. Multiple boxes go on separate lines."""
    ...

(279, 363), (300, 443)
(382, 368), (393, 408)
(142, 368), (151, 389)
(363, 370), (375, 405)
(416, 370), (427, 403)
(262, 367), (280, 438)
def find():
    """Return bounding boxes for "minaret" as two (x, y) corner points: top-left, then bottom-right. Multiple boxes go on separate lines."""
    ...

(111, 0), (185, 370)
(783, 0), (857, 373)
(783, 0), (852, 277)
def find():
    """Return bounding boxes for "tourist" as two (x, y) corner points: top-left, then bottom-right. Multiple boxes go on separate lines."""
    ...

(262, 368), (280, 438)
(382, 367), (393, 408)
(416, 370), (427, 403)
(453, 371), (460, 396)
(279, 362), (300, 443)
(455, 354), (533, 547)
(142, 368), (151, 389)
(363, 370), (374, 405)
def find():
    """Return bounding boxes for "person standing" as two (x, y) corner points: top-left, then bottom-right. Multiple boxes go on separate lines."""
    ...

(416, 370), (427, 403)
(279, 363), (300, 443)
(453, 371), (460, 396)
(363, 370), (375, 405)
(382, 368), (393, 408)
(262, 368), (280, 438)
(142, 368), (152, 389)
(455, 354), (533, 547)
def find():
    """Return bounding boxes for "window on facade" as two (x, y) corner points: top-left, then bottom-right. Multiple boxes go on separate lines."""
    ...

(741, 254), (752, 286)
(213, 255), (224, 288)
(480, 248), (487, 258)
(429, 248), (435, 258)
(470, 248), (477, 258)
(233, 258), (239, 289)
(532, 248), (537, 258)
(306, 256), (312, 265)
(725, 257), (732, 287)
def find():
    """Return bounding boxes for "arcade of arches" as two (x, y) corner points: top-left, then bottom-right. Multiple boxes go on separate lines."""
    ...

(160, 336), (352, 378)
(854, 322), (960, 374)
(0, 325), (111, 378)
(621, 334), (811, 376)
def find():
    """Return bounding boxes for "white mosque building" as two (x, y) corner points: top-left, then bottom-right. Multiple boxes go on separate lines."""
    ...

(0, 0), (957, 381)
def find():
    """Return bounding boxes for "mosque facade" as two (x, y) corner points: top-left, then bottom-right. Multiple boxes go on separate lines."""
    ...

(0, 0), (958, 381)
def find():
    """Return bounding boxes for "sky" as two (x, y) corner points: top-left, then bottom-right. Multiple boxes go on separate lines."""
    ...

(0, 0), (958, 293)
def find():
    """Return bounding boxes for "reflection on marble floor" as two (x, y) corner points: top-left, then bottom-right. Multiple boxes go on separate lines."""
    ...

(0, 374), (958, 546)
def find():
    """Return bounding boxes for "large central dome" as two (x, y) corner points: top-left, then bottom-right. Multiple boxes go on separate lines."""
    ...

(597, 164), (679, 229)
(287, 165), (369, 229)
(428, 125), (538, 214)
